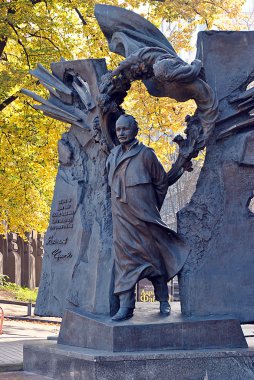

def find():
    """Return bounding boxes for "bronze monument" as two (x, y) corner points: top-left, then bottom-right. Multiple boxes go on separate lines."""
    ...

(107, 114), (189, 321)
(21, 5), (254, 380)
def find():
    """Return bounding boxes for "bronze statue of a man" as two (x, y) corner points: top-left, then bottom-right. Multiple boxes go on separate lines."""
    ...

(107, 114), (189, 321)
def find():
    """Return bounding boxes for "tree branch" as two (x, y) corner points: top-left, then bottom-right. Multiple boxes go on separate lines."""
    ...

(74, 8), (87, 25)
(0, 39), (7, 57)
(0, 94), (18, 112)
(26, 32), (60, 51)
(7, 21), (31, 69)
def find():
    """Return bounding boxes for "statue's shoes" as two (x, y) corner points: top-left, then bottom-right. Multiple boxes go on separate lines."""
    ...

(160, 301), (171, 316)
(111, 307), (134, 321)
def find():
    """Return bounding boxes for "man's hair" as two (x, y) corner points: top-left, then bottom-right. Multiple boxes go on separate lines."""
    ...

(117, 114), (138, 130)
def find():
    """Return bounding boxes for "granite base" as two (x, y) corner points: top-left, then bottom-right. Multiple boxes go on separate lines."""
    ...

(57, 305), (247, 351)
(24, 340), (254, 380)
(24, 304), (250, 379)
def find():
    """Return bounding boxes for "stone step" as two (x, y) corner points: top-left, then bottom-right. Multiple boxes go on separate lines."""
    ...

(0, 372), (53, 380)
(58, 306), (247, 352)
(23, 340), (254, 380)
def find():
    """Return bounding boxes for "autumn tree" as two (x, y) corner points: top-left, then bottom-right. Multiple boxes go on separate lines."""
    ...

(0, 0), (246, 235)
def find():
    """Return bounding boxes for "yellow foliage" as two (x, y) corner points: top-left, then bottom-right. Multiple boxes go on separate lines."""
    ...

(123, 81), (196, 170)
(0, 0), (248, 235)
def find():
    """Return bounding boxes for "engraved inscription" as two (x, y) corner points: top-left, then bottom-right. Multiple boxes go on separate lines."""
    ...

(50, 224), (73, 231)
(50, 198), (74, 231)
(52, 217), (73, 224)
(52, 211), (74, 217)
(46, 235), (68, 245)
(47, 198), (75, 261)
(238, 166), (254, 177)
(51, 248), (73, 261)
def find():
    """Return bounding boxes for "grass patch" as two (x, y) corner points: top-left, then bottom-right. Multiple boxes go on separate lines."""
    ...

(0, 275), (38, 302)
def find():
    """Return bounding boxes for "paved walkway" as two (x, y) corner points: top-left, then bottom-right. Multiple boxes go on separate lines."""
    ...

(0, 302), (61, 323)
(0, 320), (60, 371)
(0, 302), (60, 376)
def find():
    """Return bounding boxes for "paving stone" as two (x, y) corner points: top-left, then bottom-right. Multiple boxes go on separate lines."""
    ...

(0, 319), (59, 372)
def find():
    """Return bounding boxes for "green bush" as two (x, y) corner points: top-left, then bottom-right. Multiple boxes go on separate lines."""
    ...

(0, 276), (38, 302)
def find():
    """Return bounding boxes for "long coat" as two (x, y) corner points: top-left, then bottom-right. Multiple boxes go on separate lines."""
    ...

(107, 141), (189, 295)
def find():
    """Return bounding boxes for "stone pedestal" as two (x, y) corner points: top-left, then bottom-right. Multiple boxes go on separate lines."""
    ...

(58, 306), (247, 352)
(23, 340), (254, 380)
(23, 304), (252, 380)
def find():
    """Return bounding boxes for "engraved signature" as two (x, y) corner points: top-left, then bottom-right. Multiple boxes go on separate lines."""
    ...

(51, 248), (72, 261)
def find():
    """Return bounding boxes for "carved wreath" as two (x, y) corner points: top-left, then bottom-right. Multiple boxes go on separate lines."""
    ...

(95, 4), (218, 185)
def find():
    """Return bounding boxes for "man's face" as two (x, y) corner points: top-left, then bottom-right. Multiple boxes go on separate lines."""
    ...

(116, 117), (137, 145)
